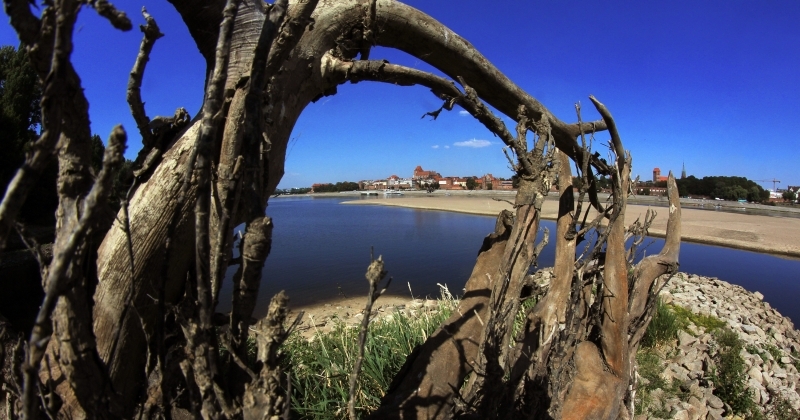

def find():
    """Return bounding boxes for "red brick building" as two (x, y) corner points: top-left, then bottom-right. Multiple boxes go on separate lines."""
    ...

(413, 165), (441, 179)
(652, 167), (668, 183)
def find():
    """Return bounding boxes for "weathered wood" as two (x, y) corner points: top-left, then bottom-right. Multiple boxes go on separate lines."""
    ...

(0, 0), (686, 416)
(370, 211), (512, 419)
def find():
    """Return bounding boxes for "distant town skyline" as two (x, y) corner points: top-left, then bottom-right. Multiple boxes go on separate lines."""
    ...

(1, 1), (797, 190)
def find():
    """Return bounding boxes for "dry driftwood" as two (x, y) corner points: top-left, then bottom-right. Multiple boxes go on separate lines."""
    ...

(0, 1), (681, 418)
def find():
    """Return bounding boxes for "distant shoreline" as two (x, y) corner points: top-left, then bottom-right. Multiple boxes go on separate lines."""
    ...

(334, 193), (800, 259)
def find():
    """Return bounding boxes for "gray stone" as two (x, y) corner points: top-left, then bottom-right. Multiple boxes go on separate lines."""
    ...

(706, 393), (724, 409)
(761, 387), (771, 404)
(706, 407), (724, 420)
(667, 363), (691, 383)
(678, 330), (697, 347)
(741, 324), (758, 334)
(672, 409), (689, 420)
(683, 359), (703, 375)
(748, 366), (763, 385)
(688, 396), (707, 420)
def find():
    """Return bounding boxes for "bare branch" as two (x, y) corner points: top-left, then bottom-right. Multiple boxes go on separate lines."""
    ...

(229, 217), (273, 360)
(589, 95), (624, 172)
(627, 172), (681, 347)
(264, 0), (318, 79)
(127, 7), (164, 150)
(321, 53), (461, 99)
(193, 0), (241, 327)
(348, 255), (389, 420)
(23, 126), (127, 419)
(182, 0), (242, 416)
(2, 0), (42, 48)
(86, 0), (132, 31)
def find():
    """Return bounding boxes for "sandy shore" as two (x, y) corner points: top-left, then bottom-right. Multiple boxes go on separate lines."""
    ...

(341, 195), (800, 258)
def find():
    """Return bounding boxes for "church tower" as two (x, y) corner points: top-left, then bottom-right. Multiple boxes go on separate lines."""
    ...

(681, 162), (686, 179)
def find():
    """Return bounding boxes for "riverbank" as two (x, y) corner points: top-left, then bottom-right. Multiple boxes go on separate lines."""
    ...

(286, 273), (800, 418)
(340, 194), (800, 258)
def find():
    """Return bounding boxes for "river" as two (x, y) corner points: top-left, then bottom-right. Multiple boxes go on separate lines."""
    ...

(219, 196), (800, 324)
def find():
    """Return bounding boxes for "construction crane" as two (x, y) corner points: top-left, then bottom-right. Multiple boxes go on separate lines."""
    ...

(756, 178), (781, 191)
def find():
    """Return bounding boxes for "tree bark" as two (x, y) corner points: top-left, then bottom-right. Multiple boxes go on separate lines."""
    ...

(372, 210), (513, 418)
(0, 0), (682, 417)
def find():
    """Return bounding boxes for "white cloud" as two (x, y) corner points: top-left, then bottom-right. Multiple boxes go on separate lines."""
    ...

(453, 139), (491, 148)
(432, 145), (439, 149)
(444, 145), (450, 149)
(458, 110), (469, 117)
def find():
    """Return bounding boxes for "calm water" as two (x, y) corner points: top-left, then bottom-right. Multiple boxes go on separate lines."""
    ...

(220, 197), (800, 324)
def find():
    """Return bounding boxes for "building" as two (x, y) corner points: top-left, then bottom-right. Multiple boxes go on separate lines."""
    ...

(413, 165), (441, 180)
(473, 173), (513, 190)
(388, 175), (414, 190)
(634, 185), (666, 196)
(652, 167), (669, 183)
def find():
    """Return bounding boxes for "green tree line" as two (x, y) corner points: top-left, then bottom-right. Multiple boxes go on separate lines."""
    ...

(313, 181), (360, 192)
(672, 176), (769, 202)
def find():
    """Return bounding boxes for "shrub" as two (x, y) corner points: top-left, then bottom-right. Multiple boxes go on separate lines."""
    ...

(710, 328), (762, 418)
(641, 298), (680, 348)
(765, 392), (800, 420)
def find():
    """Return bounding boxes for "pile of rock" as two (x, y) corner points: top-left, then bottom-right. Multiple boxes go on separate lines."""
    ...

(640, 273), (800, 419)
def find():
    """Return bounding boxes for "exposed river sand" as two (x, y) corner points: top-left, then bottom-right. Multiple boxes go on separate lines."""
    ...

(341, 195), (800, 259)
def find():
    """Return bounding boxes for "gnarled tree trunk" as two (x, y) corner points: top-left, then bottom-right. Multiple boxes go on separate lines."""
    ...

(0, 0), (680, 418)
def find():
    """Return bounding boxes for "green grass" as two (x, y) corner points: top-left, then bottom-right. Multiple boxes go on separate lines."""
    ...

(711, 328), (763, 419)
(764, 343), (782, 362)
(668, 304), (727, 333)
(282, 293), (457, 419)
(272, 289), (770, 419)
(634, 350), (669, 416)
(765, 393), (800, 420)
(635, 348), (697, 417)
(641, 298), (681, 348)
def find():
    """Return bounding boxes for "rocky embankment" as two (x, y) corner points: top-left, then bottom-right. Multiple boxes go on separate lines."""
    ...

(644, 274), (800, 419)
(293, 273), (800, 419)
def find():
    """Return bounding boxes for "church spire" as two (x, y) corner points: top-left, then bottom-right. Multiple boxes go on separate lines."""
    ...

(681, 162), (686, 179)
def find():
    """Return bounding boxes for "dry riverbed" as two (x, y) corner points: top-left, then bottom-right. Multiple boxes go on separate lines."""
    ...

(342, 195), (800, 258)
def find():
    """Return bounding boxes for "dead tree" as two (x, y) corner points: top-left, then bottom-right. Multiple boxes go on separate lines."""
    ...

(0, 0), (680, 418)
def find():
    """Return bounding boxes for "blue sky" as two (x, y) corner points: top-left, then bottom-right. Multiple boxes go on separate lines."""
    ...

(2, 1), (799, 190)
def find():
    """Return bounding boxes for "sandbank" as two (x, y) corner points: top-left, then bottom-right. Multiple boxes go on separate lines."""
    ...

(341, 195), (800, 258)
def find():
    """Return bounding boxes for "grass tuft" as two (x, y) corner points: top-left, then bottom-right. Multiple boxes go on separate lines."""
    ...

(283, 288), (457, 419)
(641, 298), (681, 348)
(668, 304), (726, 333)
